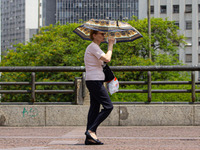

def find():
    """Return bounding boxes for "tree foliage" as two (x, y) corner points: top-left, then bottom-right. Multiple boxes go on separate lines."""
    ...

(0, 17), (192, 102)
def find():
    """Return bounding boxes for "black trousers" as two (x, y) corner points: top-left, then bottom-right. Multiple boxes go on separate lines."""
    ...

(86, 81), (113, 133)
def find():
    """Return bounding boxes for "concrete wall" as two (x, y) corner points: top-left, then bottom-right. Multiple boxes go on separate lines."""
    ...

(0, 105), (199, 126)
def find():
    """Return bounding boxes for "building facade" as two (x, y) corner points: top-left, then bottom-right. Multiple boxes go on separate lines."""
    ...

(42, 0), (56, 26)
(1, 0), (26, 53)
(139, 0), (200, 80)
(1, 0), (41, 54)
(56, 0), (139, 24)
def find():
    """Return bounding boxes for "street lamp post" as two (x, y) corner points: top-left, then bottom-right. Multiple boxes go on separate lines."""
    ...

(147, 0), (151, 60)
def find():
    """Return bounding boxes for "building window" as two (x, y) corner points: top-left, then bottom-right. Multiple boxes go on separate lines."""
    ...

(160, 5), (167, 14)
(151, 6), (154, 14)
(186, 37), (192, 47)
(199, 21), (200, 29)
(174, 21), (179, 27)
(185, 54), (192, 63)
(186, 21), (192, 30)
(173, 5), (179, 13)
(199, 38), (200, 46)
(185, 4), (192, 13)
(199, 55), (200, 63)
(198, 4), (200, 13)
(56, 1), (139, 23)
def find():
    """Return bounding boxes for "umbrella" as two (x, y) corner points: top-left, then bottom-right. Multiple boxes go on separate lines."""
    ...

(73, 19), (143, 43)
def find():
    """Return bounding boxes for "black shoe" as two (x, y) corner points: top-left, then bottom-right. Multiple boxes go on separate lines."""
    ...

(85, 137), (104, 145)
(85, 131), (104, 145)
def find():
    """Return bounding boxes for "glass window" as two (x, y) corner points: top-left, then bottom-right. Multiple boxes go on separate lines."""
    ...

(186, 37), (192, 46)
(173, 5), (179, 13)
(199, 38), (200, 46)
(186, 21), (192, 30)
(198, 55), (200, 63)
(55, 0), (139, 23)
(151, 6), (154, 14)
(160, 5), (167, 14)
(78, 3), (82, 8)
(198, 4), (200, 13)
(185, 4), (192, 13)
(199, 21), (200, 29)
(185, 54), (192, 63)
(174, 21), (179, 27)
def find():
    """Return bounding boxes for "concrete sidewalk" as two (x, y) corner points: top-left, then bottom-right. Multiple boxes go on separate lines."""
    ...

(0, 126), (200, 150)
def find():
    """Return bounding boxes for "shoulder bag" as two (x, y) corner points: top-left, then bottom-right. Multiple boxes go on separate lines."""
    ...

(103, 63), (115, 82)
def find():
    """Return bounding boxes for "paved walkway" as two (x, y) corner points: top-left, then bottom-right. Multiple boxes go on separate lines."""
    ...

(0, 126), (200, 150)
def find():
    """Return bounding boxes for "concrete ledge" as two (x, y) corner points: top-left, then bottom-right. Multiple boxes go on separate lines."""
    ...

(46, 106), (89, 126)
(0, 105), (199, 126)
(0, 106), (45, 126)
(119, 105), (194, 126)
(195, 106), (200, 125)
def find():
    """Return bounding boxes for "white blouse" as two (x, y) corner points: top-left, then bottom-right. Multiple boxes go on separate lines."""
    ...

(84, 42), (105, 81)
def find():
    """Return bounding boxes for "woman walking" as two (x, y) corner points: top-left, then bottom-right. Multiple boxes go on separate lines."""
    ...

(84, 30), (115, 145)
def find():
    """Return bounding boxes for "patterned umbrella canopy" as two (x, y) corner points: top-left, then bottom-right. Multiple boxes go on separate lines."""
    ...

(73, 19), (143, 43)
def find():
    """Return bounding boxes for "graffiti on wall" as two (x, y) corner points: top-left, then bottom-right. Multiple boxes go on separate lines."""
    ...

(22, 107), (39, 118)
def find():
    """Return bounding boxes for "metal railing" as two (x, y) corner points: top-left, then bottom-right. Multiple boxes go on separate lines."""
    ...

(0, 66), (200, 103)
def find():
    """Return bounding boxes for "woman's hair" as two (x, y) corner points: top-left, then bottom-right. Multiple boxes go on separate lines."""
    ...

(90, 30), (98, 41)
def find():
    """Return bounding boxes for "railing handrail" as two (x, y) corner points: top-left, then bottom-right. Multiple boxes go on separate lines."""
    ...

(111, 65), (200, 71)
(0, 65), (200, 72)
(0, 65), (199, 103)
(0, 66), (85, 72)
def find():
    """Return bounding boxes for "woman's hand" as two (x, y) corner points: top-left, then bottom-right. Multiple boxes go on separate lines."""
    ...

(108, 37), (115, 45)
(100, 37), (115, 63)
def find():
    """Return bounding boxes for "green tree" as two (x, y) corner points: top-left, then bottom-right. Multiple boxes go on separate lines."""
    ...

(0, 18), (190, 102)
(0, 23), (87, 102)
